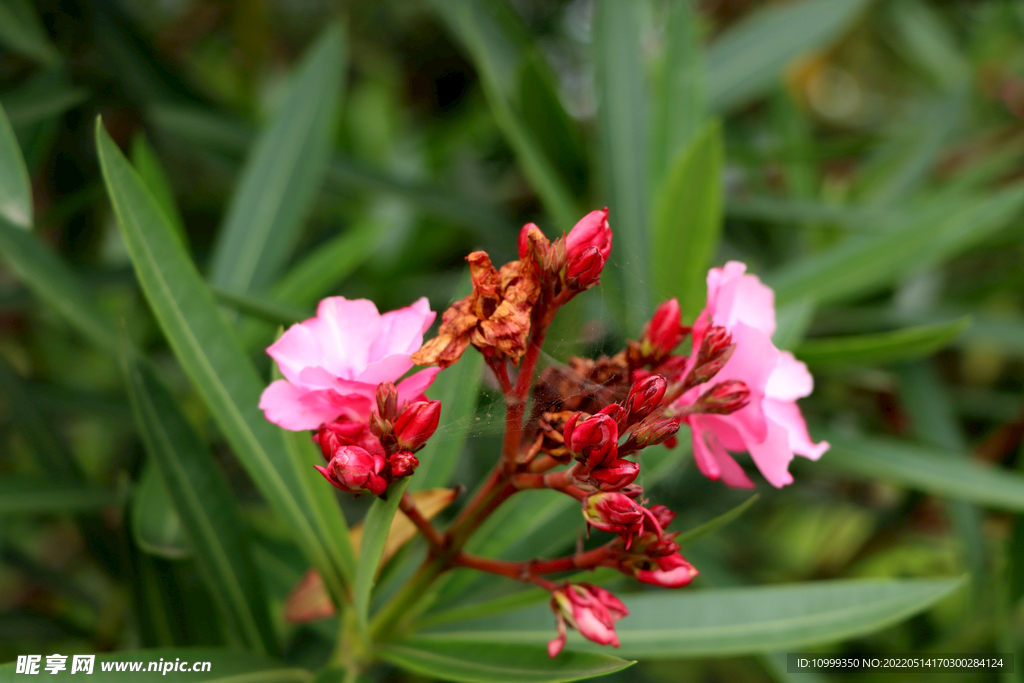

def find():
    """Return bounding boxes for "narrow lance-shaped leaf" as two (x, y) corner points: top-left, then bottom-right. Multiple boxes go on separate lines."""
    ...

(0, 0), (62, 67)
(816, 432), (1024, 513)
(651, 119), (724, 320)
(423, 577), (965, 658)
(651, 0), (707, 185)
(209, 24), (345, 295)
(675, 494), (759, 548)
(378, 639), (634, 683)
(131, 465), (193, 560)
(123, 357), (279, 656)
(706, 0), (869, 113)
(769, 185), (1024, 306)
(0, 100), (33, 228)
(354, 478), (411, 636)
(0, 476), (118, 514)
(95, 120), (349, 604)
(593, 0), (649, 330)
(132, 134), (188, 250)
(795, 317), (970, 366)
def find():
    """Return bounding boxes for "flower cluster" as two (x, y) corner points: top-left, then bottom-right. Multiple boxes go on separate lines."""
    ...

(259, 207), (826, 658)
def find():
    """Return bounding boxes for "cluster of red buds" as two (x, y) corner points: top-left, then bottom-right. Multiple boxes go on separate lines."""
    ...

(313, 381), (440, 497)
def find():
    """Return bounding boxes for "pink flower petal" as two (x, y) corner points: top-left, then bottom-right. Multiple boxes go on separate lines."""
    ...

(369, 297), (436, 360)
(764, 398), (829, 460)
(259, 380), (372, 430)
(707, 261), (776, 337)
(267, 323), (324, 385)
(746, 417), (796, 488)
(307, 297), (382, 377)
(357, 355), (415, 386)
(397, 367), (441, 405)
(765, 351), (814, 401)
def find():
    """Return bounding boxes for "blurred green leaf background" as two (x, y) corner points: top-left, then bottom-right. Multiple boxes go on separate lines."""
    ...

(2, 0), (1024, 681)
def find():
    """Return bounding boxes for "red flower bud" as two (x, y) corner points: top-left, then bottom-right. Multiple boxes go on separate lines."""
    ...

(623, 374), (667, 425)
(565, 246), (606, 290)
(686, 326), (734, 388)
(565, 208), (612, 262)
(630, 415), (682, 449)
(597, 403), (627, 429)
(389, 451), (419, 478)
(314, 420), (385, 460)
(564, 412), (619, 469)
(393, 400), (441, 451)
(314, 445), (388, 497)
(583, 492), (662, 548)
(632, 553), (698, 588)
(548, 583), (628, 657)
(586, 458), (639, 491)
(647, 504), (676, 530)
(642, 299), (685, 359)
(376, 381), (399, 421)
(694, 380), (750, 415)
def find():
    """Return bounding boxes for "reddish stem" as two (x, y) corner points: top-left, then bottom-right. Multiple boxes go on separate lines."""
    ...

(399, 492), (446, 550)
(454, 544), (618, 579)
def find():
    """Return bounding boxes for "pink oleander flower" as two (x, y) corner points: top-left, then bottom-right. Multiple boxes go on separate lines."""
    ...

(677, 262), (829, 488)
(260, 297), (440, 431)
(548, 584), (628, 657)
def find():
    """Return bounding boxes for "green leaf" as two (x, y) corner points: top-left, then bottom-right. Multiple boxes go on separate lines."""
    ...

(271, 219), (384, 308)
(429, 0), (578, 231)
(675, 494), (759, 548)
(132, 465), (193, 560)
(816, 433), (1024, 512)
(423, 577), (964, 658)
(209, 24), (345, 296)
(0, 355), (81, 479)
(1, 81), (87, 129)
(0, 0), (62, 66)
(0, 477), (117, 514)
(0, 214), (116, 353)
(772, 298), (816, 351)
(769, 185), (1024, 306)
(123, 358), (279, 655)
(707, 0), (869, 113)
(377, 639), (634, 683)
(651, 119), (723, 320)
(593, 0), (649, 328)
(132, 134), (188, 250)
(0, 648), (311, 682)
(95, 120), (349, 604)
(355, 478), (411, 636)
(0, 100), (33, 228)
(795, 317), (970, 366)
(651, 0), (707, 185)
(212, 286), (308, 327)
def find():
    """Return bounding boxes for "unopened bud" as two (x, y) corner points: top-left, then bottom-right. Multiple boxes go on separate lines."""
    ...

(565, 246), (605, 290)
(597, 403), (627, 430)
(393, 400), (441, 451)
(687, 326), (734, 387)
(587, 458), (639, 491)
(694, 380), (750, 415)
(641, 299), (685, 360)
(583, 492), (662, 548)
(622, 375), (667, 425)
(565, 208), (612, 262)
(648, 504), (676, 529)
(376, 381), (399, 421)
(630, 415), (682, 449)
(389, 451), (419, 478)
(564, 412), (619, 469)
(369, 412), (391, 440)
(314, 445), (388, 497)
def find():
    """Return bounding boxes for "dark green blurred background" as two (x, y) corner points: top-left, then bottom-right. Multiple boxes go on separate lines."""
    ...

(3, 0), (1024, 681)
